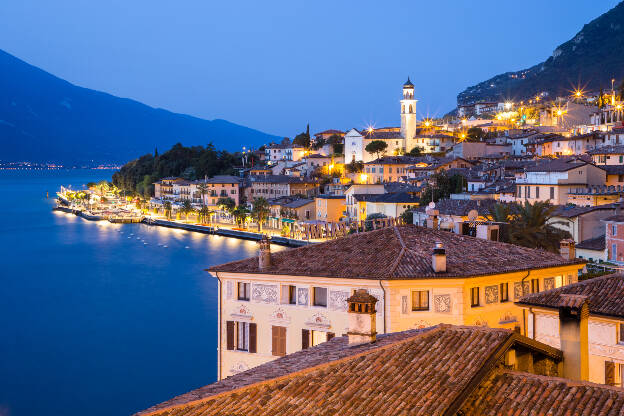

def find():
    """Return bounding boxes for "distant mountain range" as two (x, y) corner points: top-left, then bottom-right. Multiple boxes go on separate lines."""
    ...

(0, 49), (279, 165)
(456, 1), (624, 106)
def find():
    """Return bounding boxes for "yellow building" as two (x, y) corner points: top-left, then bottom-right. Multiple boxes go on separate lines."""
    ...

(208, 225), (584, 379)
(314, 194), (345, 223)
(517, 274), (624, 387)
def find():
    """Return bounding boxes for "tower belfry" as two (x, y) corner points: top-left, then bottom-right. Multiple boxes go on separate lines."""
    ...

(400, 77), (417, 140)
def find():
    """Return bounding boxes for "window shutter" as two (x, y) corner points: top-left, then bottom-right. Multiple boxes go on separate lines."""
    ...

(327, 332), (335, 341)
(272, 326), (279, 357)
(226, 321), (235, 350)
(249, 323), (257, 353)
(605, 361), (615, 385)
(302, 329), (310, 349)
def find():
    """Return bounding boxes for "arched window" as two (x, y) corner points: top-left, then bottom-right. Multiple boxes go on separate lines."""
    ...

(409, 105), (413, 113)
(402, 105), (405, 113)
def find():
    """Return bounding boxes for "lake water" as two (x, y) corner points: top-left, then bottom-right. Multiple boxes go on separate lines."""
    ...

(0, 170), (282, 416)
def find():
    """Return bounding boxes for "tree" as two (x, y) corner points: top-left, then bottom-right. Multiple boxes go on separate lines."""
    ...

(217, 196), (236, 214)
(293, 126), (311, 149)
(197, 206), (212, 224)
(345, 160), (364, 174)
(251, 197), (270, 231)
(364, 213), (387, 231)
(197, 182), (209, 206)
(365, 140), (388, 161)
(487, 201), (570, 252)
(232, 205), (250, 228)
(420, 172), (465, 205)
(407, 146), (423, 156)
(466, 127), (485, 142)
(163, 201), (172, 220)
(181, 199), (193, 221)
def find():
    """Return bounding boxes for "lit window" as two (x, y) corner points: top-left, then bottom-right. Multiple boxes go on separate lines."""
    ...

(500, 283), (509, 302)
(411, 290), (429, 311)
(470, 287), (480, 307)
(281, 285), (297, 305)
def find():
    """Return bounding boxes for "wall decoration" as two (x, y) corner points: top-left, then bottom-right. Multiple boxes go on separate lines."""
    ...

(226, 281), (233, 300)
(251, 284), (278, 304)
(434, 294), (452, 313)
(329, 290), (349, 311)
(297, 288), (309, 306)
(369, 289), (384, 316)
(474, 318), (488, 327)
(269, 307), (291, 324)
(543, 277), (555, 291)
(485, 285), (499, 304)
(499, 312), (518, 324)
(414, 319), (431, 329)
(401, 296), (408, 314)
(514, 282), (530, 300)
(305, 312), (331, 329)
(230, 361), (249, 375)
(230, 304), (252, 320)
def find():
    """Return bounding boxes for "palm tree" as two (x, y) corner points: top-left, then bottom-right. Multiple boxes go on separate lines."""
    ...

(488, 201), (570, 252)
(163, 201), (172, 220)
(181, 199), (193, 221)
(198, 206), (212, 224)
(251, 197), (270, 231)
(197, 182), (209, 206)
(217, 196), (236, 223)
(232, 205), (250, 228)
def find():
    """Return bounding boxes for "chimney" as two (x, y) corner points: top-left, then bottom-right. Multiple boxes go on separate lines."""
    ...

(432, 242), (447, 273)
(558, 295), (590, 381)
(559, 239), (576, 260)
(426, 208), (439, 229)
(258, 235), (271, 270)
(346, 289), (378, 346)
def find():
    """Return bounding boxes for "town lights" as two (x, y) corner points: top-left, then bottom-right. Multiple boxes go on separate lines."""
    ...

(360, 173), (368, 183)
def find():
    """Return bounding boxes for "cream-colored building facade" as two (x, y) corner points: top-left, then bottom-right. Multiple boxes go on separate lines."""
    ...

(209, 226), (584, 379)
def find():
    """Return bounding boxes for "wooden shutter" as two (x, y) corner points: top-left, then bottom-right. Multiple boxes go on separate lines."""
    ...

(302, 329), (310, 349)
(272, 326), (279, 356)
(271, 326), (286, 356)
(605, 361), (615, 386)
(249, 323), (257, 353)
(226, 321), (234, 350)
(327, 332), (335, 341)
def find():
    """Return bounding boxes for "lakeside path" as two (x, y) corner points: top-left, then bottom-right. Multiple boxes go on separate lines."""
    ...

(53, 206), (312, 247)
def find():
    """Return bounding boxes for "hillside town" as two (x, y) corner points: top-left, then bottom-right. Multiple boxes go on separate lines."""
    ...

(59, 78), (624, 414)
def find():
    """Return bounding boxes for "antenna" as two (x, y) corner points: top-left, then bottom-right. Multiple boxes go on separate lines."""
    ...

(467, 209), (478, 221)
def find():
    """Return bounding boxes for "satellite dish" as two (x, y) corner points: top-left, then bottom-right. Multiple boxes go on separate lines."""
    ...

(428, 202), (436, 209)
(467, 209), (478, 221)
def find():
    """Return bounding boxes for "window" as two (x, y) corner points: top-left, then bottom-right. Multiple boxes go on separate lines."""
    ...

(527, 187), (531, 199)
(281, 285), (297, 305)
(272, 326), (287, 356)
(613, 225), (617, 236)
(470, 287), (480, 307)
(535, 187), (540, 198)
(605, 361), (615, 386)
(500, 283), (509, 302)
(619, 323), (624, 345)
(225, 321), (257, 353)
(531, 278), (540, 293)
(302, 329), (334, 349)
(550, 187), (555, 200)
(238, 282), (250, 301)
(313, 287), (327, 307)
(612, 244), (618, 261)
(411, 290), (429, 311)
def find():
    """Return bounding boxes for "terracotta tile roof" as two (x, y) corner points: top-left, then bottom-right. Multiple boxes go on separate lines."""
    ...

(208, 225), (584, 279)
(135, 325), (517, 416)
(413, 198), (502, 217)
(576, 234), (605, 251)
(517, 273), (624, 318)
(552, 203), (616, 218)
(460, 369), (624, 415)
(524, 160), (587, 172)
(587, 144), (624, 155)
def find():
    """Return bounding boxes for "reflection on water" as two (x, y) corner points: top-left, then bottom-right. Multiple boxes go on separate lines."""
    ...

(0, 170), (286, 416)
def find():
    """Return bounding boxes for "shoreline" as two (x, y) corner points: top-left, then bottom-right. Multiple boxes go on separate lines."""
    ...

(52, 206), (309, 247)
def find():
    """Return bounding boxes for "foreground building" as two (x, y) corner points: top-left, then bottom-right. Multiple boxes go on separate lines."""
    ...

(517, 273), (624, 387)
(207, 225), (584, 378)
(136, 318), (624, 416)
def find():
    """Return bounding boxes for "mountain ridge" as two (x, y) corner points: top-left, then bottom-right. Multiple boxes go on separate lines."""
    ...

(456, 1), (624, 106)
(0, 49), (279, 164)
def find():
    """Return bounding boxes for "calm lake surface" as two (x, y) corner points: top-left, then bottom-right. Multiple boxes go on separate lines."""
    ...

(0, 170), (283, 416)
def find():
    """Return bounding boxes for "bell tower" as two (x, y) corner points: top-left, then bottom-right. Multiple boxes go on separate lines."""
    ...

(400, 77), (417, 140)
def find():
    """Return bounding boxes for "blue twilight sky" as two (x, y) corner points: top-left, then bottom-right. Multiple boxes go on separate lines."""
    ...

(0, 0), (620, 138)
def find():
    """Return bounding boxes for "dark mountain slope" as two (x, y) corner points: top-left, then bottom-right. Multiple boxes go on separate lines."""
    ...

(457, 2), (624, 105)
(0, 49), (279, 164)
